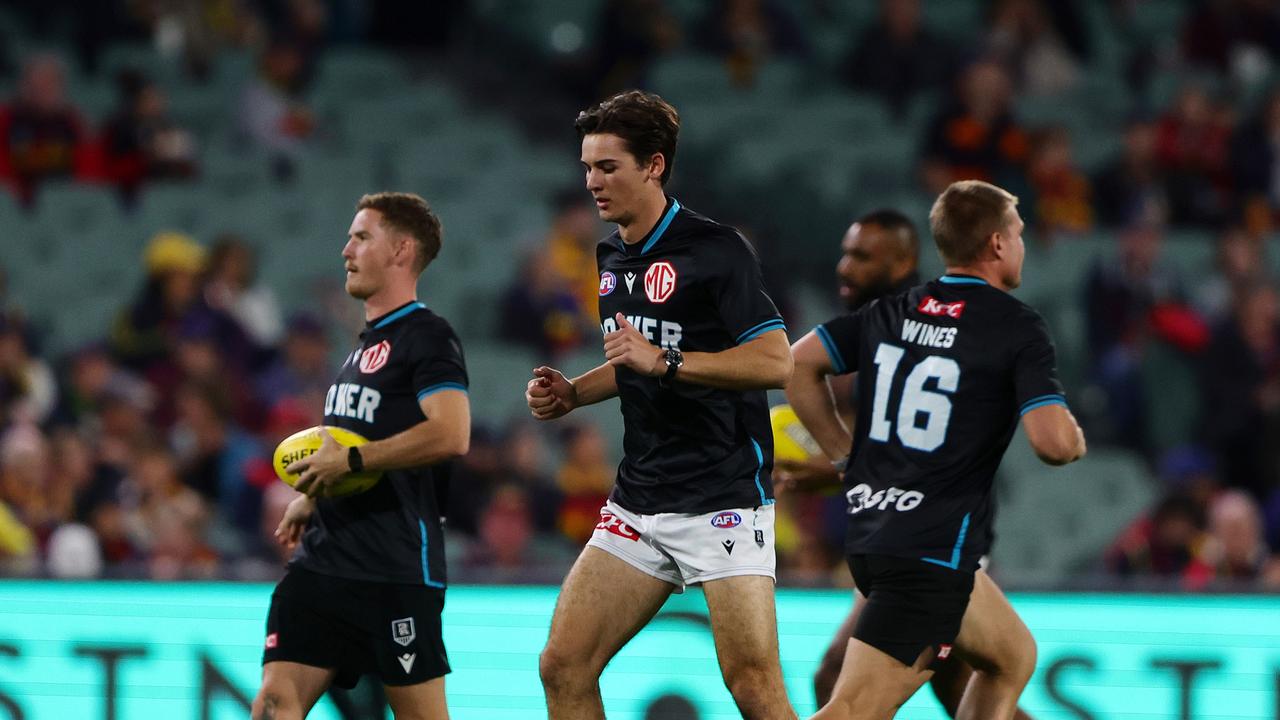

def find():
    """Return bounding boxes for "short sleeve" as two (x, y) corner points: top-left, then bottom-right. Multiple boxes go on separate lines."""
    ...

(814, 312), (863, 376)
(410, 322), (469, 402)
(712, 234), (786, 344)
(1014, 311), (1066, 416)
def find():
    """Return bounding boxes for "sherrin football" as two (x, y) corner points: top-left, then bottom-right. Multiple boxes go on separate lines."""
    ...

(769, 404), (822, 462)
(272, 426), (382, 497)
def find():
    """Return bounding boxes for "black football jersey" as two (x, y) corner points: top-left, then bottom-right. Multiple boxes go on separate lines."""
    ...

(816, 275), (1065, 572)
(596, 197), (786, 514)
(292, 301), (468, 586)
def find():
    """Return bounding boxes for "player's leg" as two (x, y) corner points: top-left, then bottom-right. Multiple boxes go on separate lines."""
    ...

(813, 638), (935, 720)
(814, 596), (861, 706)
(951, 571), (1038, 720)
(702, 574), (796, 719)
(253, 662), (335, 720)
(385, 677), (447, 720)
(540, 544), (676, 719)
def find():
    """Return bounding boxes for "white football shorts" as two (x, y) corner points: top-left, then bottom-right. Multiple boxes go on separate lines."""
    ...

(586, 498), (776, 592)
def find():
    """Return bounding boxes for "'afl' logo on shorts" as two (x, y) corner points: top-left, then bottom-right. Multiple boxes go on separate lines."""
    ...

(645, 261), (677, 303)
(710, 511), (741, 528)
(599, 271), (617, 296)
(359, 340), (391, 374)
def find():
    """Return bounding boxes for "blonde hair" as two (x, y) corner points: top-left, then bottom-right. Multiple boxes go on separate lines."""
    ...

(928, 180), (1018, 265)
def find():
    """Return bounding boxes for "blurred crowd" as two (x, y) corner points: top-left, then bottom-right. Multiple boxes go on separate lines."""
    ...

(2, 0), (1280, 589)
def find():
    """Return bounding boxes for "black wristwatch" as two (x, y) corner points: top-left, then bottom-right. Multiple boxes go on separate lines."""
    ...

(660, 347), (684, 384)
(348, 446), (364, 473)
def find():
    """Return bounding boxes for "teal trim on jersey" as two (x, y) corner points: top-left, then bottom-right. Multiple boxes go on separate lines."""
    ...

(640, 199), (682, 255)
(417, 382), (468, 402)
(921, 513), (971, 570)
(749, 437), (775, 506)
(1020, 394), (1067, 416)
(938, 275), (988, 286)
(374, 301), (427, 329)
(419, 519), (445, 589)
(814, 324), (847, 374)
(736, 318), (786, 345)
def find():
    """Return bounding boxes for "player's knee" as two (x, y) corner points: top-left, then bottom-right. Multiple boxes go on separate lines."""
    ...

(1006, 631), (1038, 684)
(723, 660), (784, 714)
(538, 643), (595, 693)
(251, 688), (300, 720)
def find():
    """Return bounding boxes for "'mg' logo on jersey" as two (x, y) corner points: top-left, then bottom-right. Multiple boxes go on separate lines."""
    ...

(325, 383), (382, 423)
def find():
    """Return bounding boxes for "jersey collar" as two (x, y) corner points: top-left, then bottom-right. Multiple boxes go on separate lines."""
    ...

(367, 301), (427, 330)
(622, 196), (681, 255)
(938, 274), (989, 286)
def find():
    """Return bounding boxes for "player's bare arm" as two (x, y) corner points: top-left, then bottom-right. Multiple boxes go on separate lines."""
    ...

(1021, 403), (1086, 465)
(274, 495), (315, 549)
(289, 389), (470, 496)
(603, 312), (792, 390)
(785, 330), (853, 462)
(526, 363), (619, 420)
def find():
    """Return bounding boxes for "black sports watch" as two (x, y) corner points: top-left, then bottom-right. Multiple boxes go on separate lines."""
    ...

(348, 446), (364, 473)
(660, 347), (684, 384)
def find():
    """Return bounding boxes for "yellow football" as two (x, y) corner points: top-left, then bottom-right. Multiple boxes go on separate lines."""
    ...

(272, 426), (382, 497)
(770, 404), (821, 462)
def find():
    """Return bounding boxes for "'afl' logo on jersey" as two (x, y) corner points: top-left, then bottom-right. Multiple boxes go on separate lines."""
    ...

(599, 271), (617, 296)
(644, 261), (677, 303)
(710, 511), (741, 528)
(359, 340), (391, 374)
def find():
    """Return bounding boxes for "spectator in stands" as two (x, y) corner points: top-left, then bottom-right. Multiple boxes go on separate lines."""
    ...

(465, 483), (576, 573)
(545, 190), (607, 323)
(111, 231), (207, 372)
(982, 0), (1080, 97)
(0, 314), (57, 427)
(122, 442), (217, 580)
(840, 0), (958, 118)
(504, 423), (562, 536)
(1156, 84), (1233, 226)
(1194, 227), (1268, 322)
(1105, 493), (1214, 587)
(101, 70), (198, 205)
(0, 426), (38, 570)
(1205, 490), (1276, 585)
(239, 40), (315, 181)
(589, 0), (682, 100)
(695, 0), (810, 87)
(555, 424), (613, 545)
(500, 253), (590, 358)
(1181, 0), (1280, 76)
(1084, 221), (1205, 449)
(447, 425), (503, 537)
(920, 59), (1029, 194)
(203, 234), (283, 348)
(1094, 114), (1168, 227)
(1229, 87), (1280, 219)
(255, 312), (331, 410)
(0, 53), (98, 206)
(1024, 126), (1093, 237)
(171, 381), (263, 546)
(1200, 280), (1280, 501)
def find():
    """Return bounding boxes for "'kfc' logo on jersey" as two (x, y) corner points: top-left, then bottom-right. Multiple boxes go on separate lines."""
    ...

(645, 261), (677, 303)
(359, 341), (392, 373)
(917, 296), (965, 319)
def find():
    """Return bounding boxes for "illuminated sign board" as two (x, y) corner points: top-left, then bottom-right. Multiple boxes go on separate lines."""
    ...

(0, 583), (1275, 718)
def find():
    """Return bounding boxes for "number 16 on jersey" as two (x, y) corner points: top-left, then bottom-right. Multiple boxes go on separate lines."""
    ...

(868, 343), (960, 452)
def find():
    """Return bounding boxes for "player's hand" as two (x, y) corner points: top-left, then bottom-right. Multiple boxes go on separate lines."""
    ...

(287, 431), (349, 498)
(603, 313), (665, 376)
(274, 495), (315, 550)
(527, 366), (577, 420)
(774, 457), (842, 495)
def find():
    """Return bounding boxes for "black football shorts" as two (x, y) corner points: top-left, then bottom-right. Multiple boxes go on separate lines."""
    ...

(262, 566), (449, 688)
(846, 553), (975, 667)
